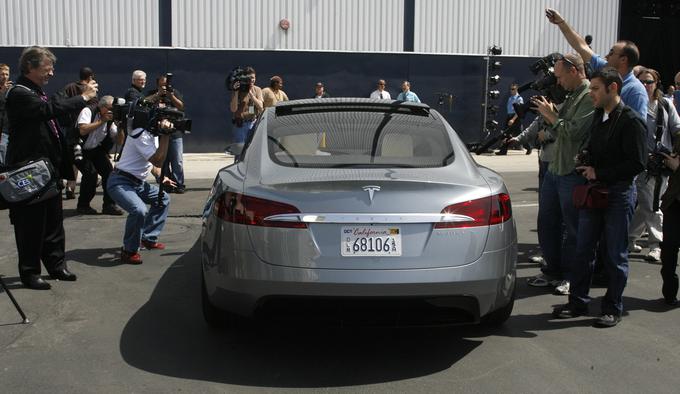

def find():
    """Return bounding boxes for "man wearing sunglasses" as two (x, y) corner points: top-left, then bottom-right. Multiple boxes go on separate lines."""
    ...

(546, 8), (648, 120)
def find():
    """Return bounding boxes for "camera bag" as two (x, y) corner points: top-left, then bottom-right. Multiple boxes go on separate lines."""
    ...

(572, 182), (608, 209)
(0, 158), (59, 210)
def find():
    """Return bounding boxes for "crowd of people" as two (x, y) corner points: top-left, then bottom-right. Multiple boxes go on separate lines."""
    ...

(509, 9), (680, 327)
(1, 9), (679, 330)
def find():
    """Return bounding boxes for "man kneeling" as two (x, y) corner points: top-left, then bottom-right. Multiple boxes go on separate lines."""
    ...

(107, 118), (175, 264)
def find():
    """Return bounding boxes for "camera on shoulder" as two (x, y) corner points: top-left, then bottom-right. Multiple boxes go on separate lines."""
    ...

(225, 66), (253, 92)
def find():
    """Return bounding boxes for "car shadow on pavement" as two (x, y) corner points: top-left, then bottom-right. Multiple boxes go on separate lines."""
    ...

(119, 240), (485, 388)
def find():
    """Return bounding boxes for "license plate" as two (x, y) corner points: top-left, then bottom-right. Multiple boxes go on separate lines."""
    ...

(341, 226), (402, 257)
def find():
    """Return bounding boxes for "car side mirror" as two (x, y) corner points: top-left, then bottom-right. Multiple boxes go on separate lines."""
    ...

(225, 143), (245, 157)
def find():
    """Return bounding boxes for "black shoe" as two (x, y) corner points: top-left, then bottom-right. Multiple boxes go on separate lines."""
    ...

(76, 206), (98, 215)
(102, 205), (124, 216)
(552, 303), (587, 319)
(48, 268), (77, 281)
(494, 150), (508, 156)
(175, 185), (186, 194)
(525, 147), (533, 155)
(663, 298), (678, 306)
(21, 275), (52, 290)
(64, 189), (76, 200)
(593, 314), (621, 328)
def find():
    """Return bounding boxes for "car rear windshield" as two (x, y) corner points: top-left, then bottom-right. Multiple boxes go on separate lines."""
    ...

(266, 107), (455, 168)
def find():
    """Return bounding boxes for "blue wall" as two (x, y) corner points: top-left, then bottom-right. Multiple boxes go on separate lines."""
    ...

(0, 47), (539, 152)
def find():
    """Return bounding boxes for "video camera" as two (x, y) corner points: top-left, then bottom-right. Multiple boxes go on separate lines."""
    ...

(111, 98), (192, 136)
(225, 66), (252, 92)
(513, 53), (569, 119)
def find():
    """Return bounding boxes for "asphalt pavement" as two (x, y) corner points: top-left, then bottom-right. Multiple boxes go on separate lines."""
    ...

(1, 151), (679, 393)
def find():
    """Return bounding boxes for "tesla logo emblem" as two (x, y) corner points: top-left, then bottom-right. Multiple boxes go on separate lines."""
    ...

(362, 185), (381, 204)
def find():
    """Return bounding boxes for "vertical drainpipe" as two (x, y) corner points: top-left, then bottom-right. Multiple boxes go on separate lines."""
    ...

(159, 0), (172, 47)
(404, 0), (415, 52)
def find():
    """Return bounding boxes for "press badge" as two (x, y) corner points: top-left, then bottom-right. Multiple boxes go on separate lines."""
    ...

(248, 105), (255, 114)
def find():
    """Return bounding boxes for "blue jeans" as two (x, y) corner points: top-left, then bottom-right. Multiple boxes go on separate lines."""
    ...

(162, 136), (184, 186)
(570, 182), (634, 316)
(232, 119), (255, 144)
(106, 172), (170, 252)
(537, 171), (587, 279)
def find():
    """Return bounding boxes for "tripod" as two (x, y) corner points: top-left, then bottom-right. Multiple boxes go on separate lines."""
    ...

(0, 275), (30, 324)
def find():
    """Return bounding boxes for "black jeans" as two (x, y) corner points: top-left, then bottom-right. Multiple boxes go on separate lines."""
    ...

(9, 195), (66, 278)
(76, 146), (114, 208)
(661, 200), (680, 301)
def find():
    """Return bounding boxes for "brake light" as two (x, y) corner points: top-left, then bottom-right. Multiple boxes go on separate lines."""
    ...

(434, 193), (512, 229)
(214, 192), (307, 228)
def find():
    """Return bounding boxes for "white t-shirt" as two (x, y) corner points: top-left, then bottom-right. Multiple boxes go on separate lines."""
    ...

(370, 90), (391, 100)
(115, 128), (158, 180)
(77, 107), (118, 150)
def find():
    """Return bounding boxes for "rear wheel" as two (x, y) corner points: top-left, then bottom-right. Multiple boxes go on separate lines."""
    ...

(481, 286), (515, 327)
(201, 269), (249, 330)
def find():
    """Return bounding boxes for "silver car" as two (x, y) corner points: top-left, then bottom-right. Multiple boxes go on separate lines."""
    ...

(201, 99), (517, 327)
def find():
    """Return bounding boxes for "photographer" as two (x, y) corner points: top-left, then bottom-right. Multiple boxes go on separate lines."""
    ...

(659, 138), (680, 306)
(106, 115), (175, 265)
(0, 63), (12, 166)
(146, 74), (186, 193)
(74, 95), (124, 215)
(546, 8), (648, 119)
(526, 53), (594, 297)
(229, 66), (263, 143)
(628, 68), (680, 262)
(5, 46), (98, 289)
(554, 67), (647, 327)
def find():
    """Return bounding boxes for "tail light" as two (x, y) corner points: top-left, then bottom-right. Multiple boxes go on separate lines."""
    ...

(214, 192), (307, 229)
(435, 193), (512, 229)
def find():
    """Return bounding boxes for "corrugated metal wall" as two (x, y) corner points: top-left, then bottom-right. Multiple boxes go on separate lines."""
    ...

(414, 0), (620, 56)
(0, 0), (159, 47)
(172, 0), (404, 51)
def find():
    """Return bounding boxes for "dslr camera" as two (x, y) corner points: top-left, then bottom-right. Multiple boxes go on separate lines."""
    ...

(225, 66), (253, 92)
(647, 142), (673, 176)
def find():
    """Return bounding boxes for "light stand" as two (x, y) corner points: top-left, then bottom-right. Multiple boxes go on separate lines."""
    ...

(480, 45), (503, 147)
(0, 275), (30, 324)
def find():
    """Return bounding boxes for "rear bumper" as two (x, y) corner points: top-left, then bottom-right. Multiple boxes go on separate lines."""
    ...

(203, 242), (516, 320)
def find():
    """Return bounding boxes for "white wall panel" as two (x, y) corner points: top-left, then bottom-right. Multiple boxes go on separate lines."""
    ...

(414, 0), (620, 57)
(0, 0), (159, 47)
(172, 0), (404, 51)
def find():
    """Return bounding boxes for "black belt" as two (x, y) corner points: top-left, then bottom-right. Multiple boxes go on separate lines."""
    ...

(112, 169), (142, 184)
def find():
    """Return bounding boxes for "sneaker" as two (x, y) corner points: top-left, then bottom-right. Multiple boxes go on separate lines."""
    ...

(76, 206), (98, 215)
(554, 280), (570, 295)
(529, 255), (544, 264)
(645, 248), (661, 262)
(527, 273), (559, 287)
(175, 185), (186, 194)
(121, 249), (143, 265)
(64, 189), (76, 200)
(593, 314), (621, 328)
(102, 205), (124, 216)
(552, 303), (587, 319)
(628, 243), (642, 253)
(141, 240), (166, 250)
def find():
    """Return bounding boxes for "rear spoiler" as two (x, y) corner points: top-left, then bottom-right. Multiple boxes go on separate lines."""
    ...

(274, 99), (431, 117)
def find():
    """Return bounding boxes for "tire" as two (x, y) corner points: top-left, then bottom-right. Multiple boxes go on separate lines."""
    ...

(201, 269), (249, 330)
(481, 286), (515, 327)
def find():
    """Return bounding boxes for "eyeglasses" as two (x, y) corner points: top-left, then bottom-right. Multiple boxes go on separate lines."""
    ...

(378, 83), (385, 86)
(640, 79), (656, 85)
(560, 57), (581, 70)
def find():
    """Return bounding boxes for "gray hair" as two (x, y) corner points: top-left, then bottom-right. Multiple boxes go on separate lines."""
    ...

(19, 46), (56, 75)
(132, 70), (146, 81)
(99, 95), (114, 107)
